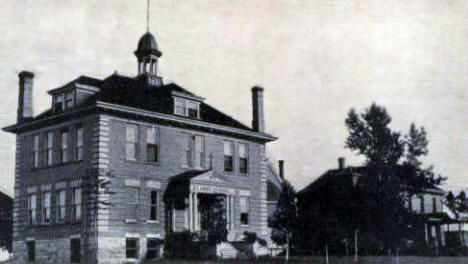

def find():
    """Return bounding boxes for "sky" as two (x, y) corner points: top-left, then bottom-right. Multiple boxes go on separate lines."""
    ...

(0, 0), (467, 197)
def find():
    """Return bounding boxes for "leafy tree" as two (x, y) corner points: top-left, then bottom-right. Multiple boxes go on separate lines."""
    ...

(446, 191), (456, 212)
(405, 123), (428, 167)
(198, 194), (227, 244)
(271, 180), (298, 256)
(456, 191), (467, 212)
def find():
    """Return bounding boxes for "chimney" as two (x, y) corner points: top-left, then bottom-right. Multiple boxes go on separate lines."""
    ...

(17, 71), (34, 123)
(338, 157), (346, 170)
(278, 160), (285, 180)
(251, 86), (265, 132)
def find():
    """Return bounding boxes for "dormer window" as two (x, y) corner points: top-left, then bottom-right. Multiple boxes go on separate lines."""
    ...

(174, 97), (200, 119)
(53, 90), (75, 113)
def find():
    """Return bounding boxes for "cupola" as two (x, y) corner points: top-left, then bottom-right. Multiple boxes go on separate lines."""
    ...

(135, 32), (162, 82)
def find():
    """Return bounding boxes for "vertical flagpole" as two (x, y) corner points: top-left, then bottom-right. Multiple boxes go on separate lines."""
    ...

(146, 0), (150, 32)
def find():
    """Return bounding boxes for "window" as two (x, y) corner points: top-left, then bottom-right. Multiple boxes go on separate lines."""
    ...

(125, 188), (139, 220)
(33, 135), (39, 168)
(46, 132), (53, 166)
(65, 91), (74, 108)
(240, 197), (250, 225)
(76, 126), (83, 161)
(72, 188), (81, 221)
(57, 190), (66, 222)
(42, 191), (51, 224)
(194, 136), (205, 169)
(150, 191), (158, 221)
(181, 134), (191, 167)
(126, 124), (138, 160)
(61, 130), (68, 163)
(224, 141), (233, 172)
(27, 194), (37, 225)
(238, 143), (248, 174)
(126, 238), (139, 259)
(146, 239), (161, 260)
(146, 128), (158, 163)
(174, 97), (200, 118)
(187, 101), (199, 118)
(432, 197), (437, 213)
(174, 97), (186, 116)
(27, 241), (35, 262)
(55, 94), (64, 112)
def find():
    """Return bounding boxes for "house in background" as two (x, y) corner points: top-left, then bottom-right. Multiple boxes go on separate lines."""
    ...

(3, 29), (281, 262)
(0, 190), (13, 251)
(297, 158), (452, 254)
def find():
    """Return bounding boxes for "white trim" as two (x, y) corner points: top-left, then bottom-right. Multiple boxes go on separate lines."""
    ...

(27, 186), (37, 194)
(146, 180), (161, 189)
(25, 237), (35, 241)
(40, 184), (51, 191)
(55, 181), (67, 189)
(238, 189), (251, 196)
(125, 179), (140, 187)
(125, 233), (140, 238)
(70, 234), (81, 239)
(147, 233), (162, 239)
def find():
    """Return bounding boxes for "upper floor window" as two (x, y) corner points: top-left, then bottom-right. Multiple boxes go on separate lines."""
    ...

(194, 136), (205, 169)
(126, 124), (138, 160)
(150, 191), (158, 221)
(420, 197), (425, 214)
(146, 128), (158, 163)
(181, 134), (191, 167)
(57, 190), (66, 223)
(238, 143), (248, 174)
(72, 188), (81, 222)
(75, 126), (83, 161)
(33, 135), (39, 168)
(174, 97), (200, 119)
(42, 191), (51, 224)
(27, 194), (37, 225)
(60, 130), (68, 163)
(224, 141), (233, 172)
(46, 132), (53, 166)
(54, 91), (75, 113)
(125, 187), (139, 221)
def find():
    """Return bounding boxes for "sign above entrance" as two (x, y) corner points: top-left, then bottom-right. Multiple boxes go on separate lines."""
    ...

(190, 184), (236, 195)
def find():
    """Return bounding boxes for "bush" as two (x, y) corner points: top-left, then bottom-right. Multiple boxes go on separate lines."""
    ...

(163, 231), (216, 260)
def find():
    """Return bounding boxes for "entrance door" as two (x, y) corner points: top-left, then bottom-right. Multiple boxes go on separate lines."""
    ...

(198, 193), (227, 241)
(70, 238), (81, 263)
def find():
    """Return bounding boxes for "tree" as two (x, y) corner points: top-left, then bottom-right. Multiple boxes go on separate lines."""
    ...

(456, 191), (467, 212)
(271, 181), (298, 259)
(446, 191), (456, 212)
(405, 123), (428, 168)
(198, 194), (228, 244)
(345, 103), (404, 165)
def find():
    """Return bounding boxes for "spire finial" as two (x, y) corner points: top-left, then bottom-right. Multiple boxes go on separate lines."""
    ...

(146, 0), (150, 32)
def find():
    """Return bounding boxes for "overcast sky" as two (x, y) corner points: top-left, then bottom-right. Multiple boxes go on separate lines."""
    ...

(1, 0), (467, 197)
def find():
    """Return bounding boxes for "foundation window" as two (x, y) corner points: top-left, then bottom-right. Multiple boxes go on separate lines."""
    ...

(126, 238), (139, 259)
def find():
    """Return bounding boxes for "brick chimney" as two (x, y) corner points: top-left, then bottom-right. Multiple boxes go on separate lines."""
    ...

(338, 157), (346, 170)
(17, 71), (34, 123)
(251, 86), (265, 132)
(278, 160), (284, 180)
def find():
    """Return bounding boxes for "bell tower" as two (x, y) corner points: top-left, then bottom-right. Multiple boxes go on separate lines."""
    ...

(135, 32), (163, 85)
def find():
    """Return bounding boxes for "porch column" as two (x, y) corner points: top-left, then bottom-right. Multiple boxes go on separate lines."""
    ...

(189, 193), (193, 231)
(194, 193), (199, 231)
(424, 223), (429, 245)
(226, 195), (230, 230)
(230, 195), (235, 229)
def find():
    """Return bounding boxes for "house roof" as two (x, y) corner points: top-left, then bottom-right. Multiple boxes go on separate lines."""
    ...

(5, 73), (275, 141)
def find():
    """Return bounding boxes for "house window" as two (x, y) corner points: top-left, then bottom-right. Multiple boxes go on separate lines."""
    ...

(70, 238), (81, 263)
(224, 141), (233, 172)
(126, 238), (139, 259)
(76, 126), (83, 161)
(240, 197), (249, 225)
(72, 188), (82, 221)
(27, 194), (37, 225)
(174, 97), (186, 116)
(33, 135), (39, 168)
(432, 197), (437, 213)
(146, 128), (158, 163)
(181, 134), (191, 167)
(46, 132), (53, 166)
(146, 239), (161, 260)
(125, 187), (139, 220)
(65, 91), (74, 108)
(27, 241), (35, 262)
(150, 191), (158, 221)
(194, 136), (205, 169)
(187, 101), (199, 118)
(42, 191), (51, 224)
(238, 143), (248, 174)
(174, 97), (200, 118)
(61, 130), (68, 163)
(57, 190), (66, 222)
(126, 124), (138, 160)
(55, 94), (65, 112)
